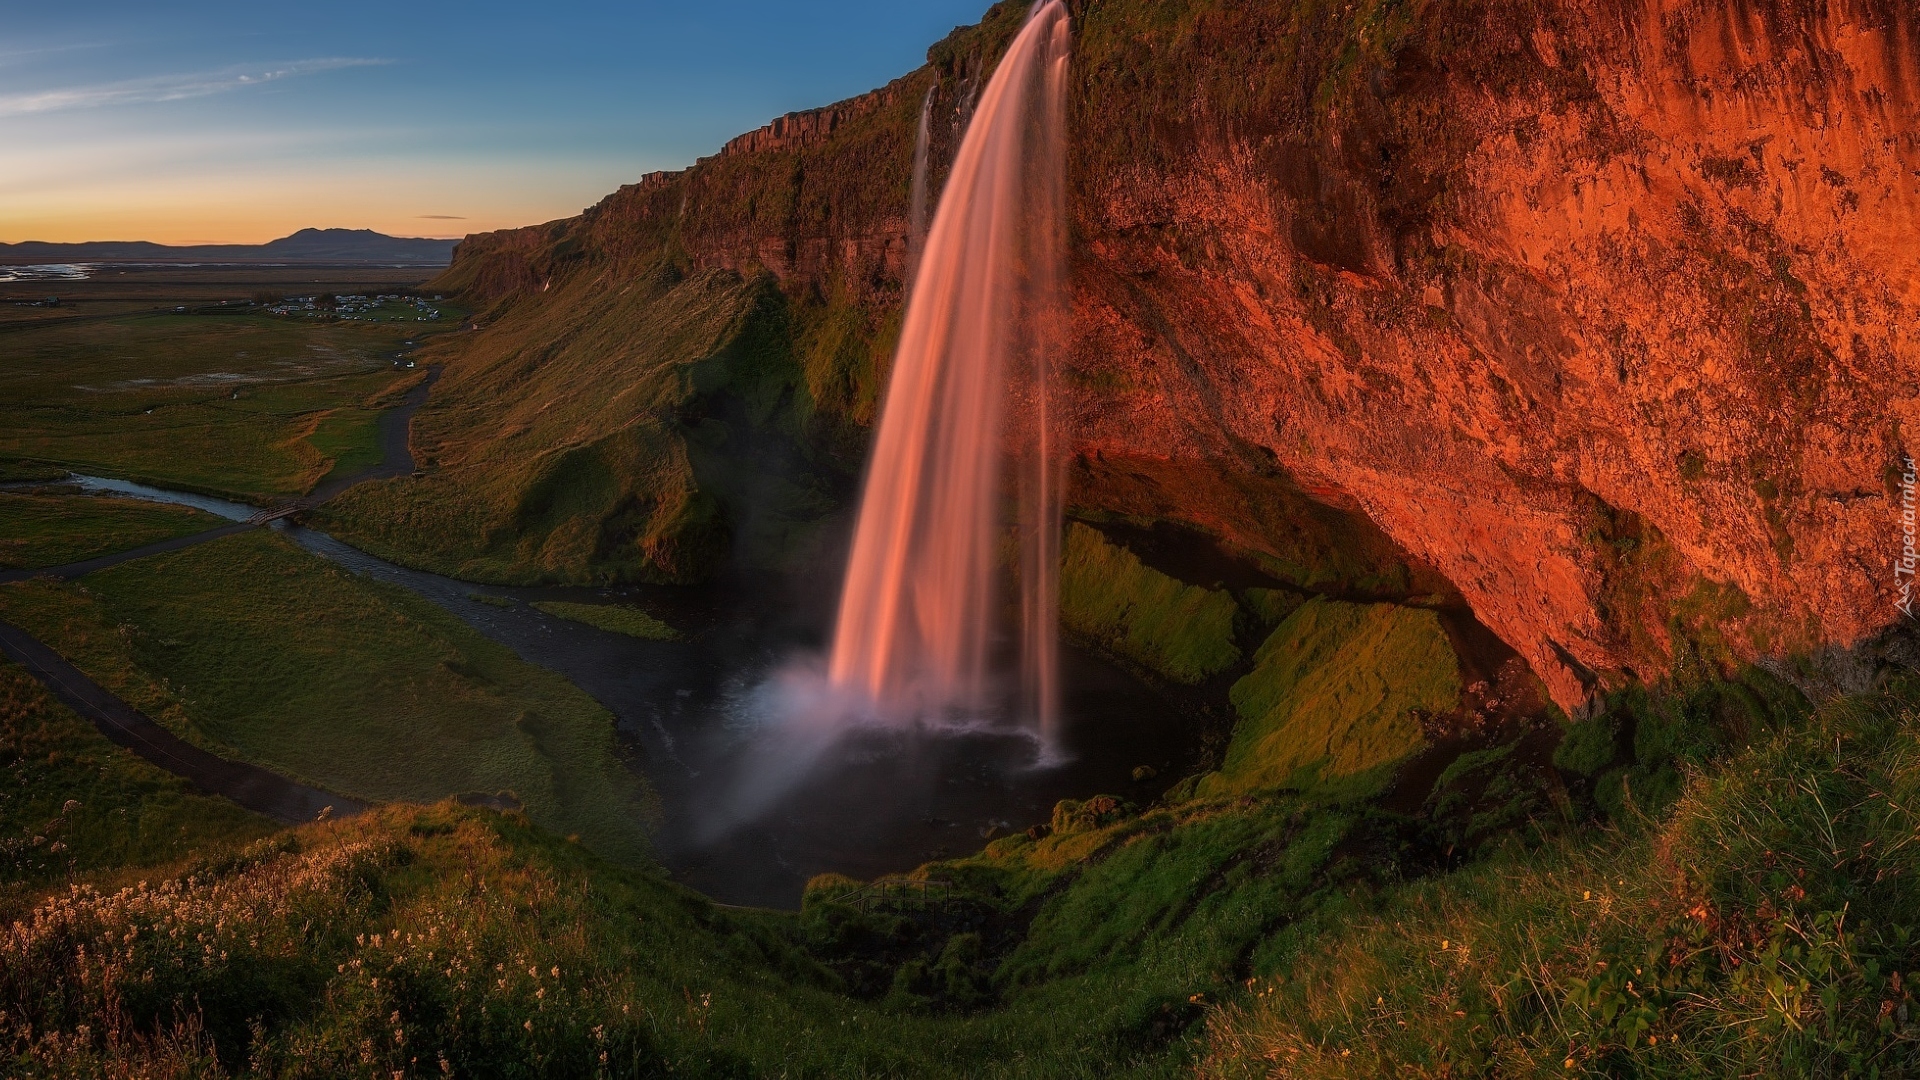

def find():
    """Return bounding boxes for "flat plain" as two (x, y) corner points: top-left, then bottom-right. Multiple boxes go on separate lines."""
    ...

(0, 267), (462, 500)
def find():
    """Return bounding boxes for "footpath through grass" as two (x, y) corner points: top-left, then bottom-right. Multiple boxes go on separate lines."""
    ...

(0, 529), (654, 867)
(0, 659), (271, 916)
(0, 490), (220, 570)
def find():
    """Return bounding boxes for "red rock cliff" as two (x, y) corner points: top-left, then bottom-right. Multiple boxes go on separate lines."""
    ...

(436, 0), (1920, 711)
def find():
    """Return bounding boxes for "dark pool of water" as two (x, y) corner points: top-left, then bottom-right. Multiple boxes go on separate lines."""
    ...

(279, 526), (1199, 908)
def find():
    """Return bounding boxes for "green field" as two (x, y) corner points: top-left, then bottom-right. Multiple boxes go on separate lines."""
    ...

(0, 529), (654, 866)
(0, 306), (451, 501)
(0, 489), (220, 569)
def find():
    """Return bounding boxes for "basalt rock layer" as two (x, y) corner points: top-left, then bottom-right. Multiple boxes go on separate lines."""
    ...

(420, 0), (1920, 711)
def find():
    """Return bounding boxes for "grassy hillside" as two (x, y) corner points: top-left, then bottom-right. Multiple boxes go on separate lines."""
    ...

(318, 267), (847, 584)
(5, 662), (1911, 1077)
(1203, 679), (1920, 1077)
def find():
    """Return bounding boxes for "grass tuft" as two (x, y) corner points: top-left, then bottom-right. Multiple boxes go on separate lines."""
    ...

(531, 600), (678, 641)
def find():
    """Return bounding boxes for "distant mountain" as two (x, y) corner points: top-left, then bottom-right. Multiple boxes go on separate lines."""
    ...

(0, 228), (458, 267)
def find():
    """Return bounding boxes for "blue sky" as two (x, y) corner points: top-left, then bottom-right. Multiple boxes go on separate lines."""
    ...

(0, 1), (990, 243)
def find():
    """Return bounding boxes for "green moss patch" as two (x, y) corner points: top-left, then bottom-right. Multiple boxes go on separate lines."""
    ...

(1202, 598), (1461, 795)
(1058, 522), (1241, 683)
(532, 600), (677, 640)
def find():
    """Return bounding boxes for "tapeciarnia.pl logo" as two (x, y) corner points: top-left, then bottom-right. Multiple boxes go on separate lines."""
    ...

(1899, 455), (1917, 620)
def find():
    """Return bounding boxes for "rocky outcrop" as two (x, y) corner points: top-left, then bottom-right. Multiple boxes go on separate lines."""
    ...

(433, 0), (1920, 711)
(716, 78), (913, 159)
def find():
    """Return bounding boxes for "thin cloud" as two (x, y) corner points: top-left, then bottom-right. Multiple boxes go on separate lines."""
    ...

(0, 58), (387, 117)
(417, 214), (466, 219)
(0, 41), (117, 67)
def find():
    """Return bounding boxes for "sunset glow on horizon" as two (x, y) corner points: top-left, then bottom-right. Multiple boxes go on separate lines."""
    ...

(1, 0), (989, 246)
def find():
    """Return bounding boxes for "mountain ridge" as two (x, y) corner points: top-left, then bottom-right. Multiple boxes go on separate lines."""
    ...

(0, 227), (458, 266)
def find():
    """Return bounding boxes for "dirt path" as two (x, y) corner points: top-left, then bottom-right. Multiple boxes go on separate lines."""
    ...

(0, 619), (363, 824)
(0, 367), (442, 822)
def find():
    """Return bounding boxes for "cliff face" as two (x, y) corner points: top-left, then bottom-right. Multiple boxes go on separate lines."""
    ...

(429, 0), (1920, 711)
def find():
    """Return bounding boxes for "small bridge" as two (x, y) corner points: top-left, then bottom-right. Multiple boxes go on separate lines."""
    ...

(245, 504), (303, 525)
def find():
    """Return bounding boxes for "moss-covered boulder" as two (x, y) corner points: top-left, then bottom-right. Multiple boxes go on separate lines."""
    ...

(1201, 598), (1461, 796)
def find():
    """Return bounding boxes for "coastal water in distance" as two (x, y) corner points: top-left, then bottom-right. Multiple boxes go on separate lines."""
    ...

(0, 264), (95, 282)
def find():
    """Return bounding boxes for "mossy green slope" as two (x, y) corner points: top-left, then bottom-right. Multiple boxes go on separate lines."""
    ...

(0, 530), (653, 866)
(1059, 522), (1241, 684)
(1201, 597), (1460, 795)
(1203, 681), (1920, 1078)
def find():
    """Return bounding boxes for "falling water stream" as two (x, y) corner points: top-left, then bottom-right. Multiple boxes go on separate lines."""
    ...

(907, 87), (934, 281)
(829, 1), (1071, 739)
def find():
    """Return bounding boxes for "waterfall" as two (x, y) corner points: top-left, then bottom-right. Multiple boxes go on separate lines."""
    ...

(828, 0), (1071, 738)
(907, 86), (934, 284)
